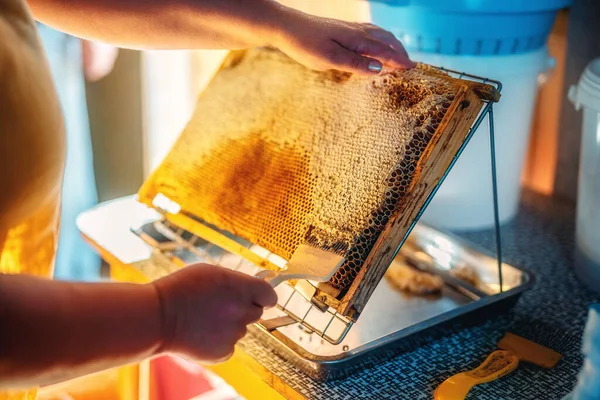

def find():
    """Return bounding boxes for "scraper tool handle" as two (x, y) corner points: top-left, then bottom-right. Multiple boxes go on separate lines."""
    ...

(255, 269), (285, 288)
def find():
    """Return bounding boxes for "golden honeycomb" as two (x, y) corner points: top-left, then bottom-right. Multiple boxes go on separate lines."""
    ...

(138, 48), (459, 292)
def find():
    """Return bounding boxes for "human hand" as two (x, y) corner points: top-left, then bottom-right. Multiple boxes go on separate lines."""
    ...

(152, 264), (277, 363)
(81, 40), (119, 82)
(272, 7), (414, 75)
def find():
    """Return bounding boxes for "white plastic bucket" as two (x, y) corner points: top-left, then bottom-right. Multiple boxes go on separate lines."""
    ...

(412, 48), (554, 231)
(569, 58), (600, 292)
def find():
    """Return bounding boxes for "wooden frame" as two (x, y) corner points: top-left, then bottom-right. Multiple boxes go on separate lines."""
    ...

(332, 83), (499, 320)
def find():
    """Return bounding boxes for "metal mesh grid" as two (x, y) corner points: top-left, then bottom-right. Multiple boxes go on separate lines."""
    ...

(132, 218), (354, 344)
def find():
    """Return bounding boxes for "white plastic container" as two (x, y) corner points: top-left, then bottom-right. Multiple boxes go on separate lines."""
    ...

(569, 58), (600, 292)
(565, 304), (600, 400)
(412, 48), (554, 230)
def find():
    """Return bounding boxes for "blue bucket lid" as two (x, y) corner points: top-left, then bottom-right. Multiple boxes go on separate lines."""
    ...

(368, 0), (572, 13)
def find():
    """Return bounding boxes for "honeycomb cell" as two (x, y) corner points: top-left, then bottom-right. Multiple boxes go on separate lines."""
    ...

(139, 49), (460, 292)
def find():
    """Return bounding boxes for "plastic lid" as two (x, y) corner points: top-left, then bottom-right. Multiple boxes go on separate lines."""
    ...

(368, 0), (573, 13)
(410, 47), (553, 77)
(569, 58), (600, 112)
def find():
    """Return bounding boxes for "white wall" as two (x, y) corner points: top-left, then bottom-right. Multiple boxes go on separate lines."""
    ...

(140, 1), (371, 178)
(140, 49), (231, 177)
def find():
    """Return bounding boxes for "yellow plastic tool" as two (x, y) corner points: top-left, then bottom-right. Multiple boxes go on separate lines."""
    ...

(434, 350), (519, 399)
(434, 333), (562, 400)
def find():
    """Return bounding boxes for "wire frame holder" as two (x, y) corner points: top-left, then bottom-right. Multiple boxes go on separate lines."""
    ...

(140, 67), (504, 345)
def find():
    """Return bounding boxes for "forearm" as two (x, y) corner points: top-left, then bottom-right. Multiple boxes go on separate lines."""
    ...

(0, 274), (162, 389)
(27, 0), (286, 50)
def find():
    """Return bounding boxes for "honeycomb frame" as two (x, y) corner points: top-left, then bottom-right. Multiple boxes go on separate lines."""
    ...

(138, 48), (500, 322)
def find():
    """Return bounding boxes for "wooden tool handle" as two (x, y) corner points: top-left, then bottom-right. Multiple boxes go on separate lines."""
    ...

(165, 212), (281, 272)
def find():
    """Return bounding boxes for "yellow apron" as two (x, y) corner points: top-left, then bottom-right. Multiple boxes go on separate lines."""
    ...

(0, 200), (61, 399)
(0, 0), (66, 398)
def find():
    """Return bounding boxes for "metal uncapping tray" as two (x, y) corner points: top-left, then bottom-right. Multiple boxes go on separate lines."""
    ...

(131, 217), (533, 381)
(123, 66), (531, 381)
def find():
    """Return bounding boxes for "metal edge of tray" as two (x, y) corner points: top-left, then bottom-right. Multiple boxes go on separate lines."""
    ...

(248, 289), (529, 382)
(246, 238), (535, 382)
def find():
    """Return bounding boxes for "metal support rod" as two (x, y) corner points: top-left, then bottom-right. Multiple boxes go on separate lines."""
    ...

(488, 106), (503, 292)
